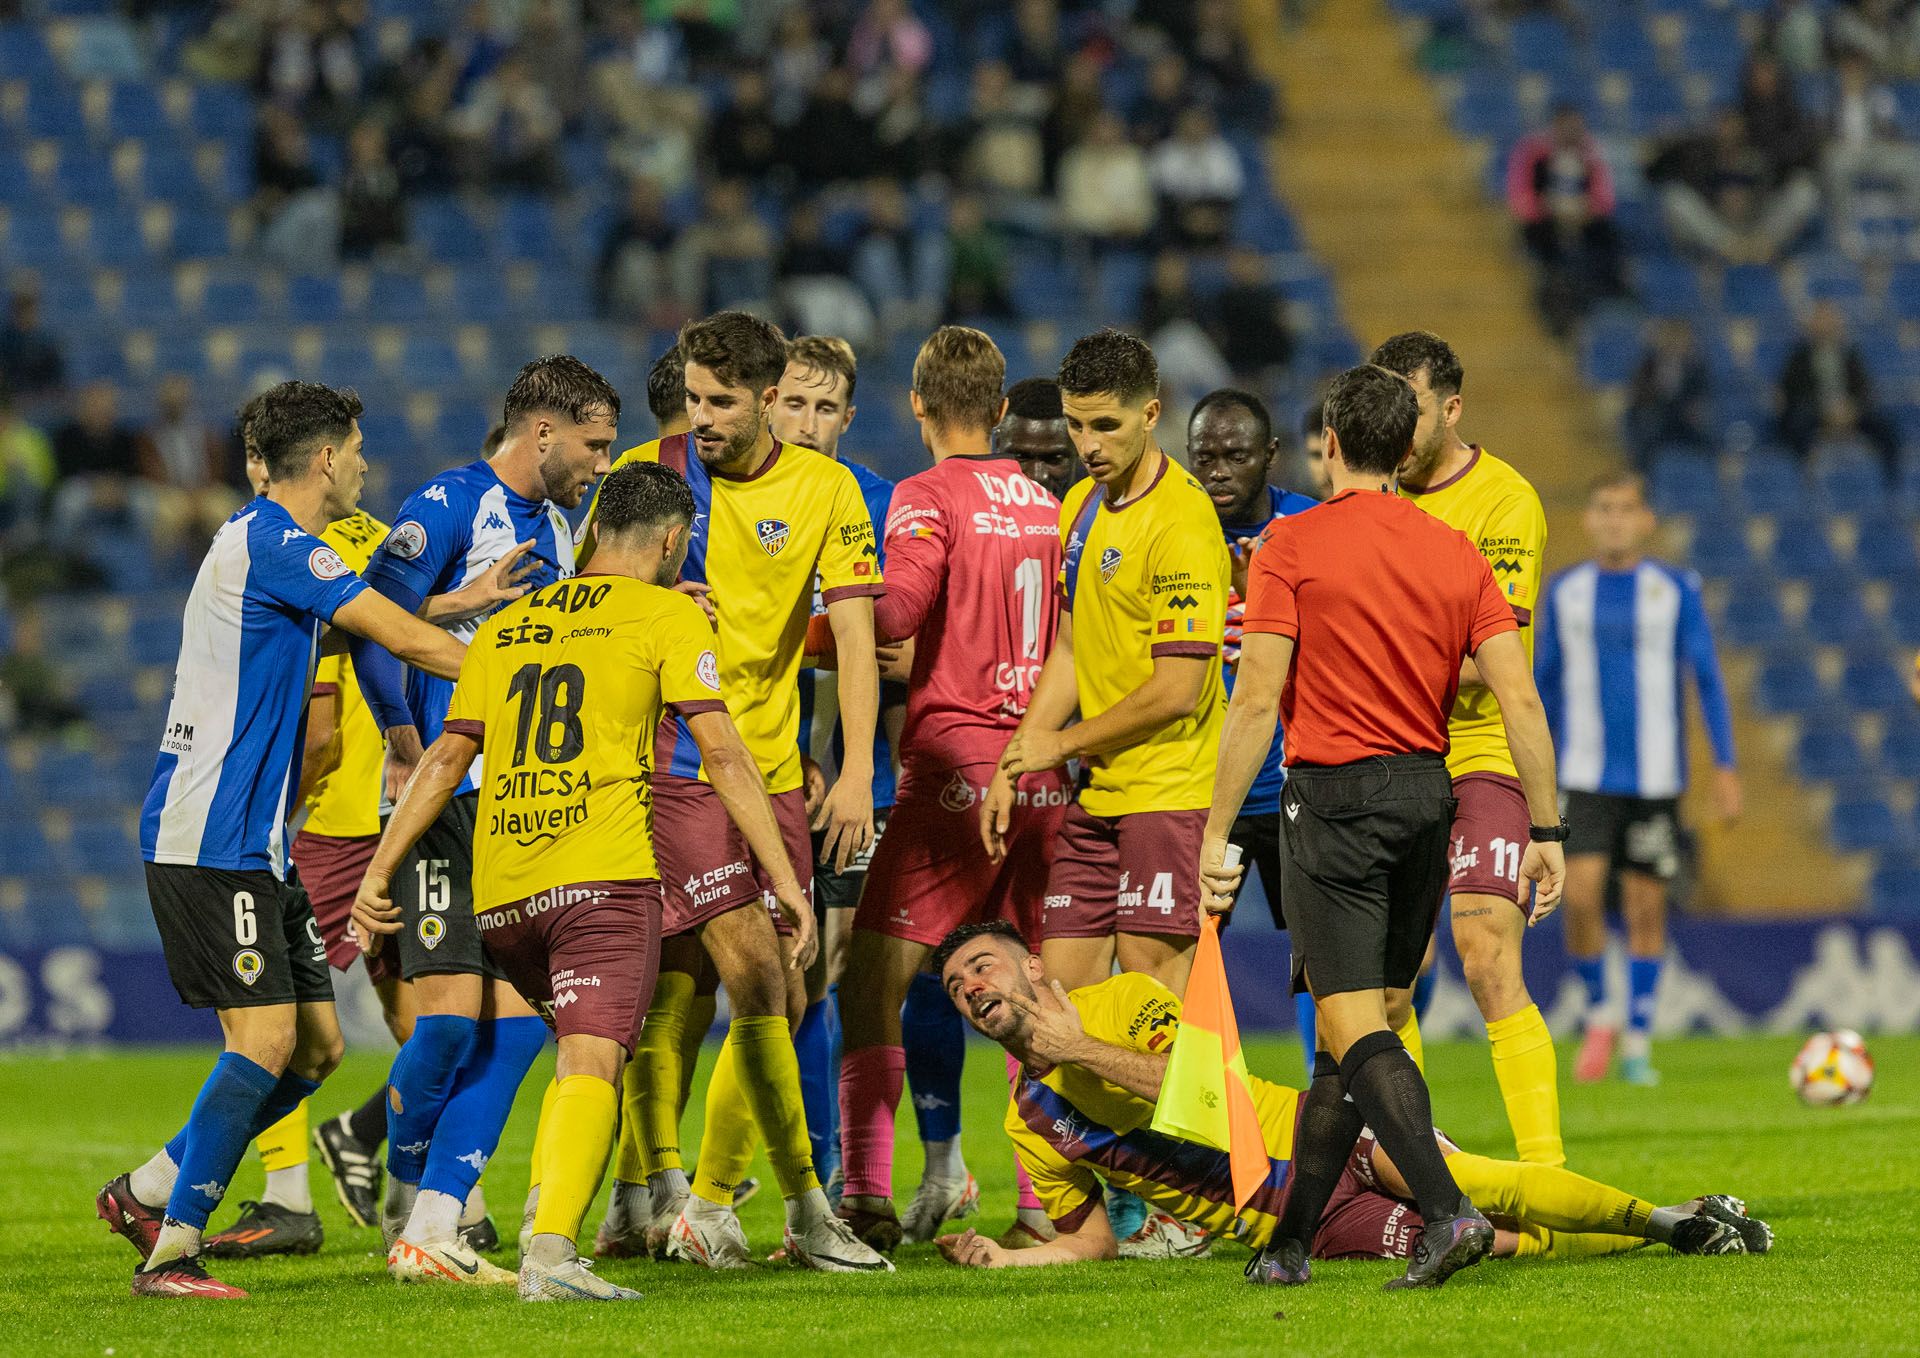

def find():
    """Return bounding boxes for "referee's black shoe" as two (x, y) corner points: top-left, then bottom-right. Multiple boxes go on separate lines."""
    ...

(1383, 1201), (1493, 1290)
(205, 1200), (325, 1257)
(1244, 1236), (1311, 1286)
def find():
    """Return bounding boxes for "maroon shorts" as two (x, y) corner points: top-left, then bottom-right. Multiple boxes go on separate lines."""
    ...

(1040, 804), (1206, 941)
(289, 830), (394, 985)
(653, 776), (813, 937)
(1311, 1124), (1463, 1260)
(475, 880), (663, 1053)
(1449, 772), (1532, 913)
(855, 764), (1071, 947)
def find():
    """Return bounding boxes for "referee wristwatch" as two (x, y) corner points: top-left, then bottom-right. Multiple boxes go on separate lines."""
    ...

(1528, 819), (1571, 843)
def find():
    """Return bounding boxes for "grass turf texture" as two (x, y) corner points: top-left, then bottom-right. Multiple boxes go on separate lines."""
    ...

(5, 1034), (1915, 1357)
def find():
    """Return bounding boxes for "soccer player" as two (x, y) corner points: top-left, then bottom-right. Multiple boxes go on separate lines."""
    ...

(97, 381), (466, 1298)
(350, 357), (617, 1270)
(575, 344), (688, 570)
(1536, 472), (1741, 1087)
(996, 377), (1079, 501)
(593, 311), (888, 1273)
(826, 326), (1068, 1251)
(353, 461), (809, 1299)
(989, 330), (1229, 998)
(1371, 331), (1565, 1168)
(928, 923), (1771, 1269)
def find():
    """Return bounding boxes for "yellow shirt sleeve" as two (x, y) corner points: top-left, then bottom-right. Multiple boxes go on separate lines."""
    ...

(657, 591), (726, 712)
(312, 653), (344, 691)
(1080, 972), (1184, 1054)
(1004, 1097), (1103, 1231)
(1145, 517), (1227, 655)
(817, 462), (882, 600)
(1478, 487), (1547, 623)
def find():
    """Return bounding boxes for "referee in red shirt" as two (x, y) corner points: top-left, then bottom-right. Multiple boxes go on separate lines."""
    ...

(1199, 364), (1566, 1291)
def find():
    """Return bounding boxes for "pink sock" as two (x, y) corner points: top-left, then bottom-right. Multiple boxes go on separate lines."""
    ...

(839, 1044), (905, 1200)
(1004, 1051), (1042, 1210)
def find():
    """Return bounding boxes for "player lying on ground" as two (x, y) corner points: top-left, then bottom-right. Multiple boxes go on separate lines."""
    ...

(928, 923), (1773, 1273)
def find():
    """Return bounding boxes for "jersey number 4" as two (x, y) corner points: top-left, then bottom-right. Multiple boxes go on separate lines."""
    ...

(504, 662), (586, 767)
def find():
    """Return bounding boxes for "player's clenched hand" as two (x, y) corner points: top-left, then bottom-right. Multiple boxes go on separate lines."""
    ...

(351, 873), (402, 955)
(998, 729), (1066, 776)
(771, 880), (818, 971)
(935, 1228), (1007, 1268)
(674, 579), (717, 627)
(1520, 840), (1565, 925)
(1197, 834), (1242, 916)
(980, 769), (1017, 862)
(815, 775), (874, 873)
(383, 724), (425, 805)
(1005, 980), (1089, 1067)
(800, 755), (827, 819)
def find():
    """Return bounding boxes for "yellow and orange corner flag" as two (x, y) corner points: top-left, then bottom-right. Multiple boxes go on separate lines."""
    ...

(1149, 913), (1268, 1209)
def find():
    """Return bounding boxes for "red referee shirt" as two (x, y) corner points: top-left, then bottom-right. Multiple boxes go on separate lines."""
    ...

(1242, 488), (1517, 767)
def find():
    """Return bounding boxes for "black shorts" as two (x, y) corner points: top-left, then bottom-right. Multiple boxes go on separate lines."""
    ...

(391, 791), (504, 981)
(1226, 810), (1286, 930)
(146, 862), (333, 1010)
(1563, 791), (1681, 881)
(1279, 754), (1455, 998)
(810, 808), (890, 912)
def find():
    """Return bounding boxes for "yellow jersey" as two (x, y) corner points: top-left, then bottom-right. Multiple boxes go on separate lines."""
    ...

(1400, 446), (1546, 779)
(1057, 455), (1229, 815)
(303, 510), (388, 838)
(443, 573), (727, 910)
(1005, 973), (1301, 1245)
(588, 434), (882, 795)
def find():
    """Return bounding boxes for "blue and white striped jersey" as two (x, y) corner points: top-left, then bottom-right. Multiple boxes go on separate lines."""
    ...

(356, 460), (573, 795)
(141, 498), (370, 877)
(1535, 558), (1736, 799)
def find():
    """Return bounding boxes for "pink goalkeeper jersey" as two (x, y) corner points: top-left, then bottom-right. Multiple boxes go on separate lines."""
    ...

(875, 455), (1062, 774)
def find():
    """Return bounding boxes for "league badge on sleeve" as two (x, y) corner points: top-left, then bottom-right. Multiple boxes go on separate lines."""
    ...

(308, 545), (352, 580)
(756, 519), (790, 557)
(697, 650), (721, 691)
(388, 520), (428, 560)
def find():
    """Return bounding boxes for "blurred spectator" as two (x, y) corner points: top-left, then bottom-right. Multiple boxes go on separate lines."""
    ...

(1150, 106), (1244, 247)
(1505, 104), (1627, 335)
(517, 0), (587, 124)
(1005, 0), (1065, 87)
(182, 0), (271, 84)
(945, 193), (1013, 319)
(767, 6), (832, 126)
(258, 0), (362, 126)
(139, 375), (236, 550)
(453, 52), (564, 190)
(388, 71), (459, 195)
(339, 120), (407, 259)
(1058, 109), (1156, 246)
(1043, 48), (1108, 179)
(599, 176), (685, 322)
(1740, 53), (1822, 181)
(1647, 109), (1818, 266)
(957, 61), (1048, 211)
(853, 179), (948, 335)
(1212, 245), (1294, 380)
(670, 179), (775, 314)
(1822, 52), (1920, 253)
(0, 388), (54, 537)
(1831, 0), (1920, 79)
(0, 287), (65, 402)
(1625, 318), (1713, 456)
(592, 8), (701, 191)
(251, 104), (338, 266)
(1188, 0), (1276, 132)
(1777, 300), (1901, 477)
(710, 68), (783, 183)
(848, 0), (933, 84)
(779, 199), (876, 347)
(0, 609), (86, 737)
(792, 66), (879, 188)
(1765, 0), (1828, 75)
(1131, 51), (1188, 146)
(1143, 251), (1231, 402)
(868, 66), (937, 182)
(52, 381), (146, 537)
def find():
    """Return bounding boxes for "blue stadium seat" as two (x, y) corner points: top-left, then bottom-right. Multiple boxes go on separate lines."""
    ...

(1830, 797), (1905, 853)
(1869, 859), (1920, 918)
(0, 820), (54, 876)
(404, 335), (463, 386)
(1632, 254), (1702, 315)
(1802, 588), (1878, 646)
(1736, 446), (1802, 506)
(1688, 518), (1753, 575)
(366, 270), (432, 323)
(1852, 509), (1919, 581)
(168, 208), (231, 258)
(82, 206), (150, 266)
(448, 267), (513, 321)
(1819, 450), (1890, 510)
(1880, 708), (1920, 769)
(0, 24), (61, 79)
(1648, 450), (1721, 516)
(1842, 650), (1910, 712)
(287, 273), (344, 322)
(1796, 717), (1870, 782)
(411, 197), (487, 262)
(187, 84), (253, 139)
(22, 85), (85, 138)
(199, 276), (262, 323)
(106, 83), (169, 140)
(1769, 516), (1844, 580)
(57, 154), (124, 205)
(1580, 313), (1642, 386)
(66, 815), (137, 867)
(497, 196), (561, 261)
(1753, 654), (1825, 715)
(1721, 264), (1788, 320)
(1718, 576), (1787, 647)
(1508, 14), (1581, 73)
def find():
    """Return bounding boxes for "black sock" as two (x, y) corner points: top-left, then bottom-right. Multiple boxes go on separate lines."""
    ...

(1273, 1052), (1364, 1250)
(347, 1084), (389, 1148)
(1340, 1031), (1462, 1223)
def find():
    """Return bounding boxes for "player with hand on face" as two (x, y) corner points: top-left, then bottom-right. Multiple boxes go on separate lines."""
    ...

(996, 377), (1079, 502)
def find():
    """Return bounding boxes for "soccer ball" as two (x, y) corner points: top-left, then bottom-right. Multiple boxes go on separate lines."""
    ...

(1789, 1030), (1875, 1107)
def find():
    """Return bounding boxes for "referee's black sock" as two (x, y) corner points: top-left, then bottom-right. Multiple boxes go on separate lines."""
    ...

(348, 1083), (389, 1148)
(1273, 1052), (1363, 1250)
(1339, 1030), (1464, 1223)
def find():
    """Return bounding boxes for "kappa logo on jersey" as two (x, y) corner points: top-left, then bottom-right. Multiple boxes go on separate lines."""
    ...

(423, 484), (449, 504)
(418, 914), (446, 949)
(458, 1149), (488, 1173)
(482, 512), (509, 532)
(308, 545), (351, 580)
(1099, 546), (1123, 583)
(280, 528), (306, 546)
(388, 520), (427, 560)
(696, 650), (721, 691)
(232, 948), (264, 985)
(756, 518), (790, 556)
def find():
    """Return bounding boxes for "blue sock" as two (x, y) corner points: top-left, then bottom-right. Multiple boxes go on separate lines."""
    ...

(795, 987), (842, 1179)
(1105, 1185), (1147, 1239)
(1627, 955), (1662, 1039)
(903, 972), (965, 1144)
(1411, 967), (1437, 1022)
(165, 1052), (280, 1230)
(1573, 956), (1607, 1019)
(249, 1071), (322, 1140)
(1293, 992), (1318, 1081)
(386, 1014), (477, 1183)
(418, 1016), (546, 1202)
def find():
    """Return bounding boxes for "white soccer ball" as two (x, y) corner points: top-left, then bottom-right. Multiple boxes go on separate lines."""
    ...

(1790, 1029), (1875, 1107)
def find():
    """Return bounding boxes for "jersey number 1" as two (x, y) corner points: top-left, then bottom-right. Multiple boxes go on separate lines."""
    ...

(1013, 558), (1045, 660)
(505, 662), (586, 767)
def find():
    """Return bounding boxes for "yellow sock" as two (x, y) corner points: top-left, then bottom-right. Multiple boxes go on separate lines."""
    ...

(681, 990), (717, 1108)
(526, 1077), (560, 1191)
(1446, 1152), (1657, 1237)
(255, 1098), (309, 1172)
(1511, 1223), (1647, 1258)
(1395, 1009), (1425, 1076)
(1486, 1004), (1565, 1166)
(621, 971), (694, 1181)
(691, 1028), (761, 1206)
(528, 1075), (618, 1245)
(692, 1017), (819, 1205)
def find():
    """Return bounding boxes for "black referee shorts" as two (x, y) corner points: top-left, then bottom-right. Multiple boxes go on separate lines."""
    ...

(1224, 810), (1286, 930)
(1279, 753), (1455, 998)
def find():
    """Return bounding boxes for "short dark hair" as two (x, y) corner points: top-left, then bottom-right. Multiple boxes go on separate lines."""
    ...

(1369, 331), (1464, 399)
(1323, 364), (1418, 476)
(1005, 377), (1063, 421)
(502, 354), (621, 431)
(787, 334), (859, 403)
(646, 346), (686, 424)
(482, 423), (506, 456)
(1587, 468), (1648, 503)
(1301, 399), (1325, 439)
(680, 310), (788, 394)
(1058, 328), (1159, 404)
(929, 920), (1030, 977)
(1190, 387), (1272, 445)
(247, 380), (364, 480)
(234, 390), (267, 456)
(593, 460), (695, 541)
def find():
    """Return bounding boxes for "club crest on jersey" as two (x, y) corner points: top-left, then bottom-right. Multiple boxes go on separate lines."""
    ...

(756, 519), (790, 556)
(308, 545), (351, 580)
(232, 948), (264, 986)
(1099, 546), (1123, 583)
(419, 914), (446, 950)
(388, 520), (427, 560)
(697, 650), (721, 691)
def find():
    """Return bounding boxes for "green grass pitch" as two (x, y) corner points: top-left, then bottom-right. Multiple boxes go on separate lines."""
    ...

(5, 1034), (1915, 1357)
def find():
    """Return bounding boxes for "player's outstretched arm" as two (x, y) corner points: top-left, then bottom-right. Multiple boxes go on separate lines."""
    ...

(688, 710), (818, 970)
(333, 589), (466, 680)
(1201, 631), (1293, 913)
(351, 729), (475, 953)
(1474, 628), (1565, 915)
(420, 539), (540, 624)
(295, 687), (341, 805)
(937, 1201), (1118, 1268)
(818, 594), (880, 872)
